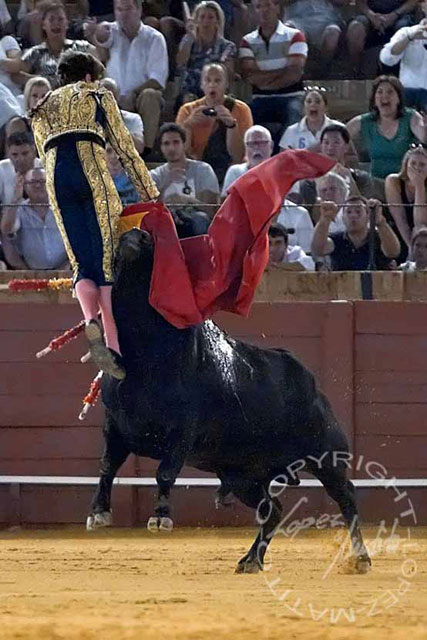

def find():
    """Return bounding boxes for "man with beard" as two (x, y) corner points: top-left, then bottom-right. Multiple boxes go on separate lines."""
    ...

(221, 125), (273, 197)
(311, 196), (400, 270)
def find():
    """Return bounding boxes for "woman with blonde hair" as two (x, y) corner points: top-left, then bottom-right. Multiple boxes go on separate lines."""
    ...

(385, 144), (427, 259)
(176, 0), (236, 104)
(24, 75), (51, 111)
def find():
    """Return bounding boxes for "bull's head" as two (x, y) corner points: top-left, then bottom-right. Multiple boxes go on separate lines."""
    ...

(115, 228), (154, 279)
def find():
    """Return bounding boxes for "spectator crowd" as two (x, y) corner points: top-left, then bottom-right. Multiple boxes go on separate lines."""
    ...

(1, 0), (427, 273)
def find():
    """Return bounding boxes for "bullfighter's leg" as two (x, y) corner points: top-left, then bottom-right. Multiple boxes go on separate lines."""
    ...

(147, 436), (191, 533)
(86, 414), (129, 530)
(308, 462), (371, 574)
(232, 480), (282, 574)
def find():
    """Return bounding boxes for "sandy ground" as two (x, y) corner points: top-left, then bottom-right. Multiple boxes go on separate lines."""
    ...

(0, 527), (426, 640)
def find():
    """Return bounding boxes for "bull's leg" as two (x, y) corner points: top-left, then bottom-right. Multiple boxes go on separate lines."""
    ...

(233, 481), (282, 574)
(147, 436), (191, 533)
(309, 463), (371, 574)
(86, 414), (129, 531)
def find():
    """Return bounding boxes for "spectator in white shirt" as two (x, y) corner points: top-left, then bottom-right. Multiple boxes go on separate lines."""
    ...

(93, 0), (168, 154)
(0, 28), (23, 97)
(268, 222), (315, 270)
(100, 77), (144, 153)
(222, 124), (273, 197)
(380, 2), (427, 111)
(279, 87), (341, 151)
(276, 200), (314, 252)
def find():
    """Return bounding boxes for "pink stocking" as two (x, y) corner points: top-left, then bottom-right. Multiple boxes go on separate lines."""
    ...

(75, 279), (100, 322)
(99, 285), (121, 354)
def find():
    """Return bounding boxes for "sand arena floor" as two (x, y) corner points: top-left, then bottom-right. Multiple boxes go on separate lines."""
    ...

(0, 526), (426, 640)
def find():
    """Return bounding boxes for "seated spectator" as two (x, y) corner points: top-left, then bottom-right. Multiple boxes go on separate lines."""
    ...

(0, 132), (41, 207)
(150, 123), (218, 233)
(24, 76), (51, 112)
(268, 222), (315, 270)
(279, 87), (341, 151)
(93, 0), (168, 156)
(380, 2), (427, 112)
(176, 62), (253, 183)
(399, 226), (427, 270)
(346, 0), (418, 77)
(221, 124), (273, 196)
(300, 123), (380, 210)
(100, 78), (145, 154)
(0, 0), (12, 34)
(239, 0), (308, 145)
(176, 0), (236, 104)
(385, 144), (427, 259)
(283, 0), (349, 73)
(106, 143), (140, 205)
(20, 2), (96, 89)
(311, 196), (401, 270)
(310, 171), (349, 229)
(16, 0), (46, 49)
(0, 24), (24, 96)
(1, 167), (68, 270)
(347, 75), (426, 180)
(276, 200), (314, 253)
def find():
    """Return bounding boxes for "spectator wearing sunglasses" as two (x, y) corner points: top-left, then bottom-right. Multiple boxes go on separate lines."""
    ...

(380, 1), (427, 112)
(385, 143), (427, 260)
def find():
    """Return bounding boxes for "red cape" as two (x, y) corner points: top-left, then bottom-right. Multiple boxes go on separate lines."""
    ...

(119, 150), (334, 328)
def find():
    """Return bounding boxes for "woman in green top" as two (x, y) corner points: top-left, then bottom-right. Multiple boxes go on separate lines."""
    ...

(347, 76), (427, 180)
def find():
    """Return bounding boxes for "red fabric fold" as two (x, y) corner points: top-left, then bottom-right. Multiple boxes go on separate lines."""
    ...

(121, 150), (334, 328)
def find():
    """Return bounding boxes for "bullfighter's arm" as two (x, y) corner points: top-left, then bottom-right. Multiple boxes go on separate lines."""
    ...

(100, 89), (159, 202)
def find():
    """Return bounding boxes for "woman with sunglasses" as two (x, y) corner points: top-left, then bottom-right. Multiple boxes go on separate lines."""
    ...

(385, 143), (427, 260)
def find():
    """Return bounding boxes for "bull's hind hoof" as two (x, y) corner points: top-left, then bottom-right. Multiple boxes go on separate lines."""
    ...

(235, 560), (262, 574)
(356, 555), (372, 575)
(86, 511), (112, 531)
(147, 516), (174, 532)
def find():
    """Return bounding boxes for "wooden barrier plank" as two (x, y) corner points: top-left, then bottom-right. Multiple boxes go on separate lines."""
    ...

(0, 303), (79, 330)
(0, 362), (99, 395)
(216, 302), (324, 337)
(355, 435), (427, 473)
(319, 302), (354, 442)
(355, 403), (427, 435)
(0, 396), (104, 427)
(0, 427), (103, 459)
(0, 330), (87, 363)
(355, 301), (427, 334)
(356, 371), (427, 404)
(355, 335), (427, 372)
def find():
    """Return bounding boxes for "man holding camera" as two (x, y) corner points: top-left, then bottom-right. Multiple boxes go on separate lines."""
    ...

(176, 62), (253, 182)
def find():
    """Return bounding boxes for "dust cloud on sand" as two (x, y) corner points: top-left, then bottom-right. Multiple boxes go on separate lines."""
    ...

(0, 527), (426, 640)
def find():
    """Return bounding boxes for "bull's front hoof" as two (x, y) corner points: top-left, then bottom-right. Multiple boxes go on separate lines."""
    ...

(147, 516), (174, 532)
(235, 560), (262, 574)
(86, 510), (112, 531)
(356, 555), (372, 575)
(159, 517), (173, 532)
(147, 516), (160, 532)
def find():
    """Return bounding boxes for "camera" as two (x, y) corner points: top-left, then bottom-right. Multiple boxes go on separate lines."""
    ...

(202, 107), (217, 117)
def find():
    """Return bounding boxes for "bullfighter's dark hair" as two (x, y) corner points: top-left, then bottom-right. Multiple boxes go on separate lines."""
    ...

(268, 222), (288, 242)
(158, 123), (187, 145)
(58, 51), (105, 85)
(6, 131), (35, 148)
(320, 123), (350, 145)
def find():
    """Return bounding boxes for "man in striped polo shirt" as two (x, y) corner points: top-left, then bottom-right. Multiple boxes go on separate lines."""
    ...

(239, 0), (308, 148)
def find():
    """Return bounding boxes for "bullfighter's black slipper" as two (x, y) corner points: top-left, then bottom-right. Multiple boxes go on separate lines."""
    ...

(85, 319), (126, 380)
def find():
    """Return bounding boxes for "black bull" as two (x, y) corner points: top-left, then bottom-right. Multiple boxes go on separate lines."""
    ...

(87, 229), (371, 574)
